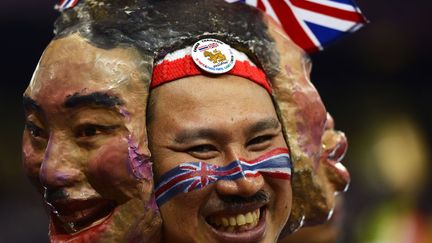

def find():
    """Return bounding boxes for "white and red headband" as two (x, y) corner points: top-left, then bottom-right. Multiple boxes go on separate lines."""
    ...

(151, 38), (272, 93)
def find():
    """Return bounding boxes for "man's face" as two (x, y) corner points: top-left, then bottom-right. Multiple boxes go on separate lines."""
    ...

(22, 34), (156, 242)
(148, 75), (292, 243)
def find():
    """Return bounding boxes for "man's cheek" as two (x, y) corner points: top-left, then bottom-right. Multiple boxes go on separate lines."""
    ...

(160, 188), (209, 224)
(87, 137), (141, 201)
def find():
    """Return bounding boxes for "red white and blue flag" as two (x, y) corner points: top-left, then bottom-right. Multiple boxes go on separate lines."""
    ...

(227, 0), (367, 53)
(154, 148), (291, 206)
(55, 0), (79, 12)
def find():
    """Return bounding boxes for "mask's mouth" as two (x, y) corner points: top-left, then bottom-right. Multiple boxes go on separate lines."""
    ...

(48, 198), (117, 234)
(206, 207), (263, 233)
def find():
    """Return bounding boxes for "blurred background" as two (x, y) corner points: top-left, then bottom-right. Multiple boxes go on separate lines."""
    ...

(0, 1), (430, 242)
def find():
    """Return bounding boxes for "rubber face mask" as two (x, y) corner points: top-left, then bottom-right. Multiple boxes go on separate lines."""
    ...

(22, 34), (161, 242)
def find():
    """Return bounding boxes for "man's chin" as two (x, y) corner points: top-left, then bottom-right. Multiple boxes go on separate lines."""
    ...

(165, 206), (272, 243)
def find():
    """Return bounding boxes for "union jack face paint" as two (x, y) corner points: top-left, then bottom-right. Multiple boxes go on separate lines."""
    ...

(154, 148), (292, 206)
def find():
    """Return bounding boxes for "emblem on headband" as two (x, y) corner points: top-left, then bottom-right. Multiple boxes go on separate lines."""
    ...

(191, 39), (236, 74)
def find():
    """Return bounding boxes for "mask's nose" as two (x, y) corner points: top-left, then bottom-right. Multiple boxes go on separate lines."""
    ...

(39, 133), (84, 191)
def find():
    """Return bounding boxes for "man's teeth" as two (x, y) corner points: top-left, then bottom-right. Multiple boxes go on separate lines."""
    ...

(209, 208), (260, 232)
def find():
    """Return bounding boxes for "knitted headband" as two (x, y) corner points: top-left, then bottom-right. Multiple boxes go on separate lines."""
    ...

(151, 39), (272, 93)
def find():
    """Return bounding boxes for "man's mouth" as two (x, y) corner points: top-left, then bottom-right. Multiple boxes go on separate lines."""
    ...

(205, 206), (267, 242)
(207, 207), (262, 232)
(48, 198), (117, 234)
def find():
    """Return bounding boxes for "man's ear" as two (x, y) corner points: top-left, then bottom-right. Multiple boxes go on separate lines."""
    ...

(321, 113), (350, 193)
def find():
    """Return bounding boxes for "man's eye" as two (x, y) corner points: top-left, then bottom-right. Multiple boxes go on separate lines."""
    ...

(188, 145), (217, 153)
(186, 144), (219, 159)
(247, 135), (273, 147)
(25, 122), (47, 139)
(75, 124), (118, 138)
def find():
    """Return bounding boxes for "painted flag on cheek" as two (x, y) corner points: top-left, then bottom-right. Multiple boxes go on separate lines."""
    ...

(226, 0), (368, 53)
(154, 147), (292, 206)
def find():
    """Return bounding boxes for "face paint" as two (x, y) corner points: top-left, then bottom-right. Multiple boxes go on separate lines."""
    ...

(155, 147), (292, 206)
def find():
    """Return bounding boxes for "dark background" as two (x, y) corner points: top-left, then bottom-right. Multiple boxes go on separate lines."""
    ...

(0, 1), (430, 242)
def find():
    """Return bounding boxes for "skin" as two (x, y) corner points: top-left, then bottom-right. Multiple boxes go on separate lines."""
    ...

(22, 34), (160, 242)
(147, 75), (292, 243)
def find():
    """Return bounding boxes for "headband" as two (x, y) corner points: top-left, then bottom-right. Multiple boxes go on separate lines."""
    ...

(151, 39), (272, 93)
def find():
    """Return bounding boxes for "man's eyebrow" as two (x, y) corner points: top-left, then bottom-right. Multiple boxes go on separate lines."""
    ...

(246, 117), (281, 135)
(23, 96), (42, 113)
(64, 92), (124, 108)
(173, 118), (281, 144)
(174, 128), (220, 144)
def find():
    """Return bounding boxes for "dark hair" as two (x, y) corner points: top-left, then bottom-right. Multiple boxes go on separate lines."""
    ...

(54, 0), (279, 76)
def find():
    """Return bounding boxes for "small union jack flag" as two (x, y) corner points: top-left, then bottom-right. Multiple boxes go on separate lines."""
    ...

(55, 0), (79, 12)
(155, 148), (291, 206)
(227, 0), (367, 53)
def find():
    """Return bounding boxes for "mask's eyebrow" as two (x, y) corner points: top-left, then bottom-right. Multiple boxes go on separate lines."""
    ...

(23, 96), (42, 114)
(245, 117), (281, 135)
(64, 92), (124, 108)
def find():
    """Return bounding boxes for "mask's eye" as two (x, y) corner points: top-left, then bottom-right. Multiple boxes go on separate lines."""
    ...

(187, 144), (218, 159)
(25, 121), (47, 139)
(75, 124), (118, 138)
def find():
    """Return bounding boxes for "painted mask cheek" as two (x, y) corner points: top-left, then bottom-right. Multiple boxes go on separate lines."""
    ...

(86, 137), (141, 200)
(154, 148), (292, 206)
(127, 139), (153, 181)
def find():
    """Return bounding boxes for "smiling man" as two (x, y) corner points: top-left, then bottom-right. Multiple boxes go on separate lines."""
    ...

(23, 0), (360, 242)
(147, 73), (293, 242)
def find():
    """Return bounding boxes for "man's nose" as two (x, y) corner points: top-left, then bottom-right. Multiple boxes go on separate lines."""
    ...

(215, 177), (265, 197)
(39, 134), (84, 189)
(215, 148), (265, 197)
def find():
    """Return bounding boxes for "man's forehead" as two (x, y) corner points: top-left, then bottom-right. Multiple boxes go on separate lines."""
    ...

(154, 75), (272, 100)
(149, 75), (279, 131)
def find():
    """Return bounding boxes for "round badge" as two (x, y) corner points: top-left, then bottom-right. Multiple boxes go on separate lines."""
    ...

(191, 39), (236, 74)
